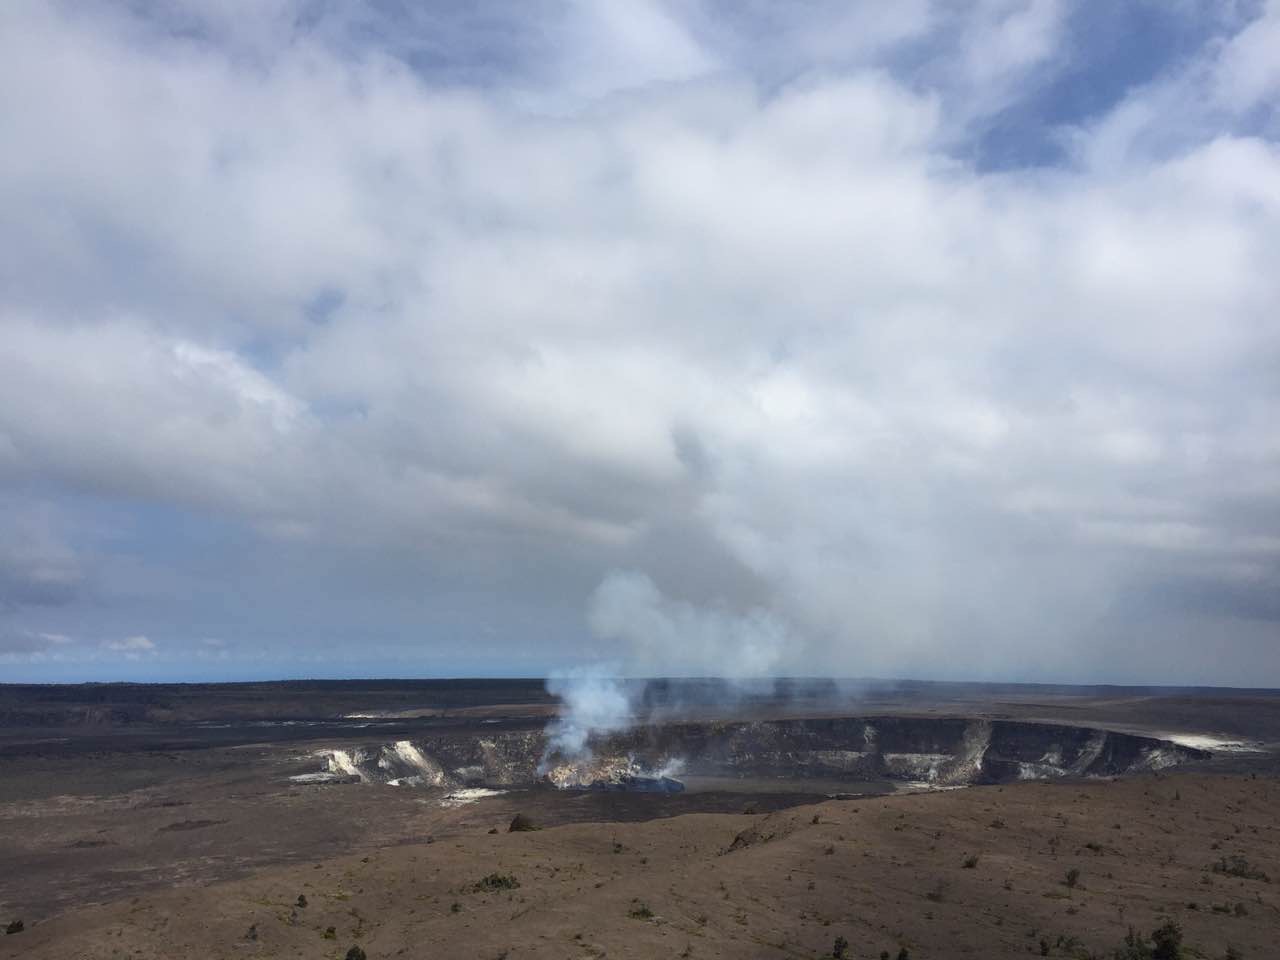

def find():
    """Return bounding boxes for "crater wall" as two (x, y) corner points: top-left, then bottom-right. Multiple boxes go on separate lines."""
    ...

(301, 716), (1208, 789)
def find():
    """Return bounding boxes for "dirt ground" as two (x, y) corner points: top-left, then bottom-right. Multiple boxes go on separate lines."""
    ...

(2, 771), (1276, 960)
(3, 681), (1278, 958)
(0, 736), (865, 925)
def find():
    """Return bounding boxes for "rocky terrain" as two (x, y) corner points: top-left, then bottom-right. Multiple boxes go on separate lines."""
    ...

(1, 680), (1277, 958)
(3, 773), (1277, 959)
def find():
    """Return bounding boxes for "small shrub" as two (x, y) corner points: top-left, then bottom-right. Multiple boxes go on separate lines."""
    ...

(962, 855), (979, 869)
(296, 894), (307, 908)
(833, 935), (849, 958)
(508, 813), (538, 832)
(474, 873), (520, 892)
(1115, 926), (1143, 959)
(629, 902), (655, 920)
(1150, 921), (1183, 960)
(1039, 938), (1050, 956)
(323, 926), (336, 940)
(896, 948), (910, 960)
(990, 818), (1006, 829)
(1233, 902), (1248, 917)
(1212, 856), (1269, 882)
(1113, 922), (1186, 960)
(449, 902), (461, 914)
(4, 920), (23, 935)
(1065, 867), (1080, 888)
(345, 947), (367, 960)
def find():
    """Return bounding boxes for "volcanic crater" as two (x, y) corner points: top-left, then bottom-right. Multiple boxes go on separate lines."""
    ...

(300, 715), (1209, 794)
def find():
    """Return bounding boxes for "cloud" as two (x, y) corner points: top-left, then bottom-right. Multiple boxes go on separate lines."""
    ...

(0, 501), (84, 611)
(104, 635), (157, 655)
(0, 2), (1276, 683)
(0, 630), (74, 655)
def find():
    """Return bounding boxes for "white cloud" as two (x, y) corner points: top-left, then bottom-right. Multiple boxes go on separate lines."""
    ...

(105, 635), (157, 655)
(0, 2), (1276, 683)
(1210, 2), (1280, 112)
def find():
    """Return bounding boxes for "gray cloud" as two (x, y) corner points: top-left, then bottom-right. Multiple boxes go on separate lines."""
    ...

(0, 504), (84, 611)
(0, 1), (1277, 683)
(102, 635), (157, 658)
(0, 630), (73, 655)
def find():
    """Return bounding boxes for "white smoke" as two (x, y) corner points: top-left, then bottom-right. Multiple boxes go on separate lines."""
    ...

(542, 666), (635, 766)
(543, 569), (793, 765)
(587, 570), (789, 678)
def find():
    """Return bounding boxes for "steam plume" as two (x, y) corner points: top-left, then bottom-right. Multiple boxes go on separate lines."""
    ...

(544, 569), (793, 764)
(587, 570), (788, 678)
(541, 666), (635, 767)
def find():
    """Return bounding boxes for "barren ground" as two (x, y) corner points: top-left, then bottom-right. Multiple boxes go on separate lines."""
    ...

(2, 681), (1278, 959)
(4, 773), (1278, 959)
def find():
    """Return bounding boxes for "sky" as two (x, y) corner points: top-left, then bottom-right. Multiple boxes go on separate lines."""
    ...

(1, 0), (1278, 686)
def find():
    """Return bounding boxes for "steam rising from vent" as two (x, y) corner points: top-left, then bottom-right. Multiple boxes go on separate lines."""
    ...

(542, 569), (794, 773)
(543, 668), (635, 765)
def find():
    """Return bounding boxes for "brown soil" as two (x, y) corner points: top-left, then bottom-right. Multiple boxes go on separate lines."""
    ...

(3, 681), (1278, 958)
(3, 772), (1277, 959)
